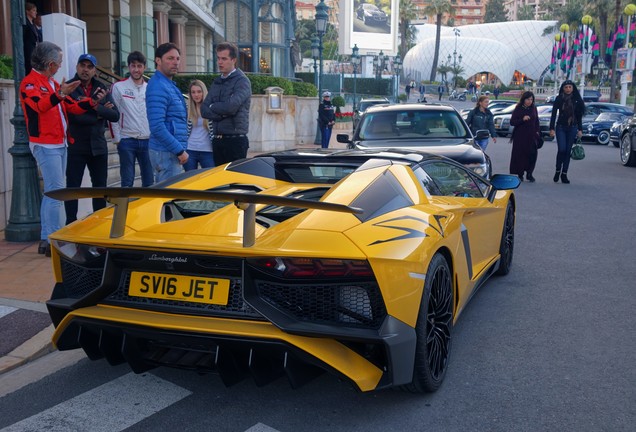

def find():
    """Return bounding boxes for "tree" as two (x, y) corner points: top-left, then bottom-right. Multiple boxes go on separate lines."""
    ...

(424, 0), (455, 81)
(484, 0), (509, 23)
(517, 5), (535, 21)
(437, 63), (452, 83)
(398, 0), (419, 59)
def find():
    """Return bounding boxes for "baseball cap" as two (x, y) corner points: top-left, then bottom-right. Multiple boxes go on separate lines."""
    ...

(77, 53), (97, 66)
(322, 91), (331, 97)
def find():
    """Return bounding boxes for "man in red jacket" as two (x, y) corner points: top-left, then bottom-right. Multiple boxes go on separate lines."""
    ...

(20, 41), (105, 256)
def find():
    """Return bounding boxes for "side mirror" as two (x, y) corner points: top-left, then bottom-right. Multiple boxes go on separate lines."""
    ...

(475, 129), (490, 140)
(336, 134), (351, 144)
(487, 174), (521, 202)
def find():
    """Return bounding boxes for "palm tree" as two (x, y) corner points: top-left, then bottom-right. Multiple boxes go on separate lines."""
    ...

(424, 0), (454, 82)
(398, 0), (419, 59)
(436, 63), (452, 84)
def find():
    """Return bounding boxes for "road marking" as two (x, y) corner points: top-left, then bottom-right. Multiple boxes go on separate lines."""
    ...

(0, 305), (17, 319)
(1, 372), (192, 432)
(245, 424), (282, 432)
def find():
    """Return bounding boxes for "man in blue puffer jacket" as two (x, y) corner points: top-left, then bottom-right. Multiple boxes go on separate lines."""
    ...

(146, 42), (188, 182)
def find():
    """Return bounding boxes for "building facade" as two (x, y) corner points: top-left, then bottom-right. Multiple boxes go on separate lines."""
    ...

(1, 0), (298, 78)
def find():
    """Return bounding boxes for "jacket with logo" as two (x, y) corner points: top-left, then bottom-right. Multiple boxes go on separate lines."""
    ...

(20, 69), (93, 145)
(66, 74), (120, 156)
(110, 77), (150, 142)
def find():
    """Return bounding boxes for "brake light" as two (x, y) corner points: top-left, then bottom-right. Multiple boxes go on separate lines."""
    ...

(249, 258), (373, 278)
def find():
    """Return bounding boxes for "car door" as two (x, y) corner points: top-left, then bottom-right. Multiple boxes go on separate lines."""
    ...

(420, 161), (503, 280)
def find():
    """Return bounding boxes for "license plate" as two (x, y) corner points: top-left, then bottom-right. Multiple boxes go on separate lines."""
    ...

(129, 271), (230, 305)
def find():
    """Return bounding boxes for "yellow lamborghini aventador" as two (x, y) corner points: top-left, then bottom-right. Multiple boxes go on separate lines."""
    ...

(45, 149), (520, 393)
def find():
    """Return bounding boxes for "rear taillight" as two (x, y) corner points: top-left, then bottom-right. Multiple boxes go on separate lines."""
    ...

(249, 258), (373, 278)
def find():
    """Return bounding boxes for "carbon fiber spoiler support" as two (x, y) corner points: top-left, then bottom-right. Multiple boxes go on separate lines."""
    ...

(45, 187), (363, 247)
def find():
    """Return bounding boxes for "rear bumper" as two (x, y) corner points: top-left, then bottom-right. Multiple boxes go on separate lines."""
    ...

(48, 304), (417, 392)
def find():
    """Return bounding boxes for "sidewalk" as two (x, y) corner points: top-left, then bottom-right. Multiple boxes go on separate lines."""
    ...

(0, 133), (352, 376)
(0, 240), (57, 375)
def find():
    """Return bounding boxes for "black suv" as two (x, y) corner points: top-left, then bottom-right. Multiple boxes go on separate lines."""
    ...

(338, 103), (491, 178)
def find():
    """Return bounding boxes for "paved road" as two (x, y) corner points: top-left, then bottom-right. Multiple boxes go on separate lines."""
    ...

(1, 117), (635, 431)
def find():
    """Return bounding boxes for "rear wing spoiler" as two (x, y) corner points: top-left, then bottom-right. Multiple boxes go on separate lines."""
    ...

(45, 187), (363, 247)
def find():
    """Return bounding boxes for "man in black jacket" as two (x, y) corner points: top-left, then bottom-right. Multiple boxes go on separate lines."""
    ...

(65, 53), (119, 224)
(201, 41), (251, 165)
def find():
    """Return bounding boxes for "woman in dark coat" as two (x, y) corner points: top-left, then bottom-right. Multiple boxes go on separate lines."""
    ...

(509, 91), (541, 182)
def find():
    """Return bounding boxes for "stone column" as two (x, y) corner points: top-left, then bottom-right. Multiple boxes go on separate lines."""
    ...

(153, 1), (171, 47)
(169, 13), (188, 72)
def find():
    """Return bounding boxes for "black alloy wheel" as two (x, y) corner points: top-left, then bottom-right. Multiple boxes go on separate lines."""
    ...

(404, 253), (453, 393)
(495, 200), (515, 276)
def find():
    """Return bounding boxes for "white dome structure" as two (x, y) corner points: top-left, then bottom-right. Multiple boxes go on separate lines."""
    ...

(404, 20), (558, 84)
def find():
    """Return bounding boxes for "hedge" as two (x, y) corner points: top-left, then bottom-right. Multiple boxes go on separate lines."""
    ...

(295, 72), (393, 97)
(172, 73), (314, 97)
(0, 55), (13, 79)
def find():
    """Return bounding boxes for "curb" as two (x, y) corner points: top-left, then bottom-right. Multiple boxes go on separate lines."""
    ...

(0, 324), (55, 375)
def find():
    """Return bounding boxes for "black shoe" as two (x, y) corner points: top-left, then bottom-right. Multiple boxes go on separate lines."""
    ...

(44, 244), (51, 257)
(38, 240), (48, 255)
(518, 174), (524, 181)
(553, 170), (561, 183)
(527, 174), (536, 183)
(561, 172), (570, 184)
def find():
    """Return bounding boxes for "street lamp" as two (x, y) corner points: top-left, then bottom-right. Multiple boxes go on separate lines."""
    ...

(6, 0), (41, 241)
(351, 44), (360, 112)
(314, 0), (329, 145)
(393, 54), (402, 101)
(311, 35), (319, 89)
(449, 28), (462, 90)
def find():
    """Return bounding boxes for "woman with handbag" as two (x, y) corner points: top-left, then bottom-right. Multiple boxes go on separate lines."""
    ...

(509, 91), (541, 182)
(548, 80), (585, 184)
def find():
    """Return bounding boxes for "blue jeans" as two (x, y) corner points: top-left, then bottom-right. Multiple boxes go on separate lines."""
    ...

(321, 126), (333, 149)
(184, 150), (215, 171)
(555, 125), (578, 173)
(118, 138), (154, 187)
(31, 145), (66, 242)
(475, 138), (489, 151)
(149, 149), (183, 183)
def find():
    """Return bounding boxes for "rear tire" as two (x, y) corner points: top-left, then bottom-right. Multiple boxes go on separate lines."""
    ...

(403, 253), (453, 393)
(495, 201), (515, 276)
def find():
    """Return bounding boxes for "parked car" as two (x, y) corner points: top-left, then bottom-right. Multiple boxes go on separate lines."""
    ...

(460, 100), (515, 119)
(610, 116), (630, 147)
(545, 89), (602, 103)
(585, 102), (633, 117)
(356, 3), (388, 26)
(581, 112), (629, 145)
(617, 114), (636, 166)
(492, 104), (518, 137)
(537, 104), (555, 139)
(353, 97), (390, 130)
(540, 102), (633, 140)
(44, 149), (520, 393)
(337, 103), (492, 178)
(493, 104), (553, 139)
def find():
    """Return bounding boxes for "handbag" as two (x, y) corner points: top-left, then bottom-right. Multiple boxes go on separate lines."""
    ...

(570, 138), (585, 160)
(536, 136), (544, 149)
